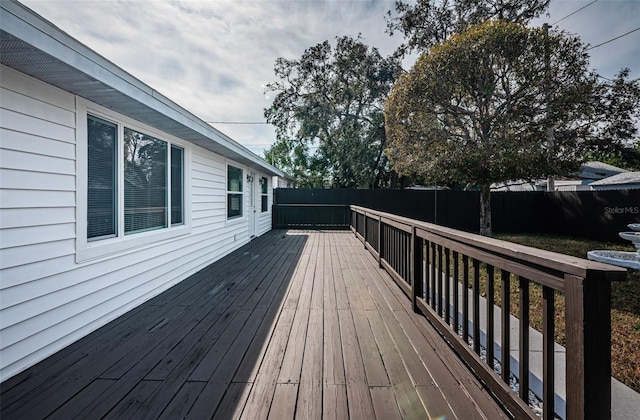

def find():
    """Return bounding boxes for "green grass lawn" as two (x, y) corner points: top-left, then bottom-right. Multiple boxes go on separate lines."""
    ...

(494, 233), (640, 393)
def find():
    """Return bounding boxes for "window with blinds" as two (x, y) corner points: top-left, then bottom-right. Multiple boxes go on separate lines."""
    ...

(227, 165), (243, 219)
(87, 115), (117, 240)
(171, 145), (184, 225)
(124, 128), (168, 234)
(87, 114), (184, 241)
(261, 177), (268, 212)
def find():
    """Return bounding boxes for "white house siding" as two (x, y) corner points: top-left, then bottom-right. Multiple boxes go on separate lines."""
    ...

(0, 65), (272, 381)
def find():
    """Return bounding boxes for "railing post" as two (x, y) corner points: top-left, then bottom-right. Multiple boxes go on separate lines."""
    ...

(564, 273), (612, 420)
(363, 212), (368, 249)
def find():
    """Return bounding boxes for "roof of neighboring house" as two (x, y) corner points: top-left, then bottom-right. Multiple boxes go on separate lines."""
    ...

(0, 0), (283, 177)
(490, 181), (540, 192)
(589, 171), (640, 187)
(579, 161), (628, 180)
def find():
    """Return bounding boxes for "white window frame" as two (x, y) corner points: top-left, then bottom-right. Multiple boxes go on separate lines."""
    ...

(76, 97), (191, 263)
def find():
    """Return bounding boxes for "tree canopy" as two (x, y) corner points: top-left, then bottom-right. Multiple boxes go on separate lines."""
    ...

(264, 36), (402, 188)
(385, 20), (640, 235)
(386, 0), (551, 54)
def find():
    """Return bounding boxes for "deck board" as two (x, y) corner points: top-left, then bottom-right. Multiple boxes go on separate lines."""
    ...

(0, 230), (509, 419)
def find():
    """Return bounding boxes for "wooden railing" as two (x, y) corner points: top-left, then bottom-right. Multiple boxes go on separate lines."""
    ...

(351, 205), (627, 420)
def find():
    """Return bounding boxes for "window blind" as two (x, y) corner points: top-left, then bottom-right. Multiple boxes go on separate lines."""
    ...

(124, 128), (167, 234)
(171, 145), (184, 225)
(87, 115), (117, 240)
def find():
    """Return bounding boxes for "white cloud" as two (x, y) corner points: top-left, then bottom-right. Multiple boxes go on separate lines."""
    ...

(20, 0), (640, 156)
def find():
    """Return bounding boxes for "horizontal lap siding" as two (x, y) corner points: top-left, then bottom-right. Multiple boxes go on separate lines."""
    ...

(0, 65), (271, 381)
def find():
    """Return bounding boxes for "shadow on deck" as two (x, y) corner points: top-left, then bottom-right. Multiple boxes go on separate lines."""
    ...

(0, 230), (507, 419)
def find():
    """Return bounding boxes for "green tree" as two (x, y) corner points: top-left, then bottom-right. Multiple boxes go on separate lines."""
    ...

(264, 139), (328, 188)
(264, 35), (401, 188)
(587, 69), (640, 170)
(385, 20), (632, 236)
(386, 0), (551, 55)
(589, 142), (640, 171)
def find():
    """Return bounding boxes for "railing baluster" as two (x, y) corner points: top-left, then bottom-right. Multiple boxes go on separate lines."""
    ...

(519, 276), (530, 403)
(445, 248), (451, 325)
(462, 255), (469, 344)
(487, 265), (495, 370)
(404, 231), (408, 282)
(377, 217), (382, 266)
(437, 245), (443, 317)
(473, 259), (481, 355)
(424, 239), (430, 302)
(411, 229), (422, 312)
(453, 251), (459, 334)
(396, 229), (399, 276)
(430, 242), (437, 309)
(501, 269), (511, 383)
(391, 228), (395, 271)
(379, 222), (384, 268)
(406, 232), (411, 283)
(543, 286), (555, 420)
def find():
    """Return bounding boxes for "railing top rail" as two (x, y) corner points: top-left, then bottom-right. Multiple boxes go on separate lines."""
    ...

(350, 205), (627, 282)
(274, 204), (350, 207)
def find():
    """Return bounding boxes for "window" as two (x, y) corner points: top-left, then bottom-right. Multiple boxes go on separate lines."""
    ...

(227, 165), (243, 219)
(87, 115), (117, 240)
(171, 146), (184, 225)
(260, 177), (268, 212)
(124, 128), (167, 234)
(87, 115), (184, 239)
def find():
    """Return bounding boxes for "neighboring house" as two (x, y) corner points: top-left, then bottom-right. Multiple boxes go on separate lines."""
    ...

(589, 172), (640, 190)
(578, 160), (628, 180)
(490, 180), (542, 192)
(491, 161), (632, 192)
(0, 0), (283, 381)
(274, 174), (296, 189)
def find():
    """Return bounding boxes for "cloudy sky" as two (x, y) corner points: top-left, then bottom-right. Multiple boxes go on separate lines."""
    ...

(20, 0), (640, 157)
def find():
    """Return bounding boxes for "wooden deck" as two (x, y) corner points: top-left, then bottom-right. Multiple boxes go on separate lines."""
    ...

(0, 230), (508, 419)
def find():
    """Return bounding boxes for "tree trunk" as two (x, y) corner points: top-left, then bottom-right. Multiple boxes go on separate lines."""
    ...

(479, 183), (492, 236)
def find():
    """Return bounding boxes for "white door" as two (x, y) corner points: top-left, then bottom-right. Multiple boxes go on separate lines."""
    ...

(248, 173), (256, 238)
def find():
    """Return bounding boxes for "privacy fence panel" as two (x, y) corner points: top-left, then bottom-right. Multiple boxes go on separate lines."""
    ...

(274, 188), (640, 242)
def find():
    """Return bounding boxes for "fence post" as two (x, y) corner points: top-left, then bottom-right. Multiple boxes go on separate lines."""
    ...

(564, 273), (612, 419)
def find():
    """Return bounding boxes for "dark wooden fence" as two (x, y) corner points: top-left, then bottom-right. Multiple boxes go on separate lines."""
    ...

(272, 204), (350, 229)
(351, 205), (627, 419)
(274, 188), (640, 242)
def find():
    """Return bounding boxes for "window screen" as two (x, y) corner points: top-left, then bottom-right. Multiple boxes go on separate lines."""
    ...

(124, 128), (167, 234)
(87, 115), (117, 240)
(171, 145), (184, 225)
